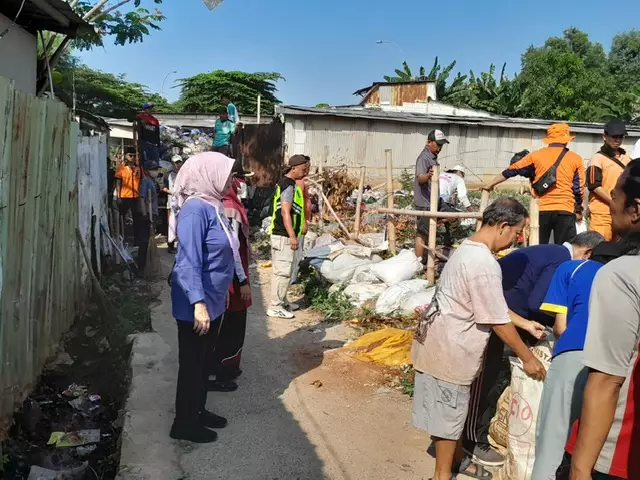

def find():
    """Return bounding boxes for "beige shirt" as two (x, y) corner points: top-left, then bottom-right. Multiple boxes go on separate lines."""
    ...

(411, 240), (510, 385)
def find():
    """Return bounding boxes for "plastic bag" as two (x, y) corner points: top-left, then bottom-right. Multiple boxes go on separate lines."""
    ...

(400, 288), (436, 316)
(342, 283), (388, 308)
(375, 279), (430, 315)
(319, 253), (380, 285)
(370, 249), (422, 285)
(344, 328), (413, 366)
(504, 337), (553, 480)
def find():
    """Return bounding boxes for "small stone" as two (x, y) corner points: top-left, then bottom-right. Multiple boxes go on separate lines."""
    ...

(310, 380), (323, 388)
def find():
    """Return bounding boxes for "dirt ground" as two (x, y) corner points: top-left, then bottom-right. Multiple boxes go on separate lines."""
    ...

(119, 248), (437, 480)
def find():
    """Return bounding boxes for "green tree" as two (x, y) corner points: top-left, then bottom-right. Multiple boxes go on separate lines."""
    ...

(54, 56), (171, 118)
(515, 28), (611, 121)
(461, 63), (522, 116)
(176, 70), (283, 114)
(609, 30), (640, 91)
(39, 0), (166, 94)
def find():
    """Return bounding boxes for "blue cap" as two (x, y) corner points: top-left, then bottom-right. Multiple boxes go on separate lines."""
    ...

(144, 160), (159, 170)
(142, 102), (154, 110)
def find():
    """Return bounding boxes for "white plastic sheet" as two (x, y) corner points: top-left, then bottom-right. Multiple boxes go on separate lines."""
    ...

(375, 279), (430, 315)
(370, 249), (422, 285)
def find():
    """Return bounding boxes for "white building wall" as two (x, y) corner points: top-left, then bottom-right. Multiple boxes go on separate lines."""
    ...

(0, 14), (37, 94)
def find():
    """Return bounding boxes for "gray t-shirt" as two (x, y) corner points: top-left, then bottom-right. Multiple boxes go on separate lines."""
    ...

(413, 147), (438, 208)
(580, 254), (640, 475)
(281, 185), (294, 204)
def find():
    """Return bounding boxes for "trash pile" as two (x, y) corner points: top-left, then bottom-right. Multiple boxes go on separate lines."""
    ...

(160, 125), (214, 155)
(303, 233), (436, 317)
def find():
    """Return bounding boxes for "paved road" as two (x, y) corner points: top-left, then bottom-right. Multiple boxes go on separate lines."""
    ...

(118, 253), (435, 480)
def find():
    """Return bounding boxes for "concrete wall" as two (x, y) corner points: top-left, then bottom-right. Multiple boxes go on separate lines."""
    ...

(0, 13), (37, 94)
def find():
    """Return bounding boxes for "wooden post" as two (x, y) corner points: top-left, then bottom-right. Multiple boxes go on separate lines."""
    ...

(385, 149), (396, 254)
(426, 165), (440, 285)
(476, 189), (491, 232)
(354, 166), (366, 238)
(529, 196), (540, 246)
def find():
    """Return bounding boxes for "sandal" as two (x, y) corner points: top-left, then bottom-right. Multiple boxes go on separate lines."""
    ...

(455, 457), (492, 480)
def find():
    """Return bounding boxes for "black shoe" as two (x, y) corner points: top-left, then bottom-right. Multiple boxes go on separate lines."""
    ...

(170, 422), (218, 443)
(208, 380), (238, 392)
(216, 368), (243, 382)
(168, 243), (176, 254)
(200, 410), (228, 429)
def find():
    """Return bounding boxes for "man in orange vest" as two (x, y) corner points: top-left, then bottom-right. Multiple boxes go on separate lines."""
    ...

(586, 119), (632, 240)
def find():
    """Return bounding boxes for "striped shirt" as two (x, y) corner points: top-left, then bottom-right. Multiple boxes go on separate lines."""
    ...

(565, 255), (640, 478)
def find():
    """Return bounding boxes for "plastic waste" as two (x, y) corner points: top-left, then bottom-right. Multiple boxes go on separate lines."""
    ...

(375, 279), (430, 315)
(344, 328), (413, 366)
(399, 288), (436, 316)
(342, 283), (388, 308)
(318, 253), (381, 285)
(370, 249), (422, 285)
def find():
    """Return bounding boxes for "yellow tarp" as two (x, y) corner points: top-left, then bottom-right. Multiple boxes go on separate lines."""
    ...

(345, 328), (413, 366)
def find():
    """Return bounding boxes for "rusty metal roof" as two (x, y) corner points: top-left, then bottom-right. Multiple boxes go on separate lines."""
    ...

(1, 0), (92, 36)
(353, 80), (435, 97)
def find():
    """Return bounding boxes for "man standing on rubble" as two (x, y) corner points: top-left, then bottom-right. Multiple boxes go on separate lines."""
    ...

(414, 129), (450, 262)
(267, 155), (310, 319)
(212, 107), (236, 157)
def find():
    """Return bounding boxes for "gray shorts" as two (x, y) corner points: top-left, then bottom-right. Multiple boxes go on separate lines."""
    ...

(412, 371), (471, 440)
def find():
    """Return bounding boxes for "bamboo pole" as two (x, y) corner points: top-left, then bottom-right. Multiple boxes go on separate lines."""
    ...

(306, 178), (352, 240)
(385, 150), (397, 255)
(426, 165), (440, 285)
(529, 196), (540, 246)
(476, 189), (491, 231)
(374, 207), (482, 219)
(354, 166), (366, 238)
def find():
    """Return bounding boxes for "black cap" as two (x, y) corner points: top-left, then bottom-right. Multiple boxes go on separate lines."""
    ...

(604, 119), (627, 137)
(144, 160), (159, 170)
(288, 154), (310, 167)
(124, 146), (136, 155)
(232, 158), (254, 178)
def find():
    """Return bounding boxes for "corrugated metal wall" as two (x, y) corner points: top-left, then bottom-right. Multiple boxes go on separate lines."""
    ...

(285, 115), (639, 184)
(0, 77), (85, 432)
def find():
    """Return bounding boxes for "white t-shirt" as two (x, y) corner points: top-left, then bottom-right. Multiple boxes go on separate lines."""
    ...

(439, 172), (471, 208)
(632, 139), (640, 160)
(411, 240), (510, 385)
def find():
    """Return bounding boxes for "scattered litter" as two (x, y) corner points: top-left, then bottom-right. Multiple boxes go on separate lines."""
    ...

(62, 384), (87, 398)
(74, 445), (97, 457)
(27, 463), (88, 480)
(310, 380), (323, 388)
(38, 400), (54, 405)
(89, 394), (101, 402)
(259, 261), (272, 268)
(342, 283), (388, 308)
(47, 429), (100, 448)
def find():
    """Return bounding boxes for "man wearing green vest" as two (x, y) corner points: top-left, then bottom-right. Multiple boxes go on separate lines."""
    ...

(267, 155), (311, 319)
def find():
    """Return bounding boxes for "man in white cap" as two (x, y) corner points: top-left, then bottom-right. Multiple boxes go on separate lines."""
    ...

(414, 129), (449, 262)
(439, 165), (472, 212)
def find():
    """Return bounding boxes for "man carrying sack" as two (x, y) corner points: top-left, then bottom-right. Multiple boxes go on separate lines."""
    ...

(484, 123), (586, 245)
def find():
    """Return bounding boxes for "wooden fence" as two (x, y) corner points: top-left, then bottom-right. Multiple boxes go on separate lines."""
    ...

(0, 77), (86, 434)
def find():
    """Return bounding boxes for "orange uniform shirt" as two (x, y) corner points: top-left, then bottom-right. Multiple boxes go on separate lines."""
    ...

(115, 164), (141, 198)
(586, 150), (631, 216)
(503, 145), (585, 213)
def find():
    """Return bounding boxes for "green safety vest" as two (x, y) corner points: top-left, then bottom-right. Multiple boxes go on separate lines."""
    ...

(270, 182), (305, 236)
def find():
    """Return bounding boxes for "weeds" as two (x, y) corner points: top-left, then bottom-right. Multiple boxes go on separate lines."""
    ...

(300, 266), (354, 322)
(400, 365), (415, 397)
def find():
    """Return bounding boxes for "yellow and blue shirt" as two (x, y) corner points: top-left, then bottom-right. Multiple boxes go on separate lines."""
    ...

(540, 259), (603, 358)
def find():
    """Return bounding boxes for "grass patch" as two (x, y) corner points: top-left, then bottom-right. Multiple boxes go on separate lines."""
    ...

(300, 264), (354, 322)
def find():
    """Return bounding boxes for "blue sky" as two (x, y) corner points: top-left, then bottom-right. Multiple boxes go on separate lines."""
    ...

(81, 0), (640, 107)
